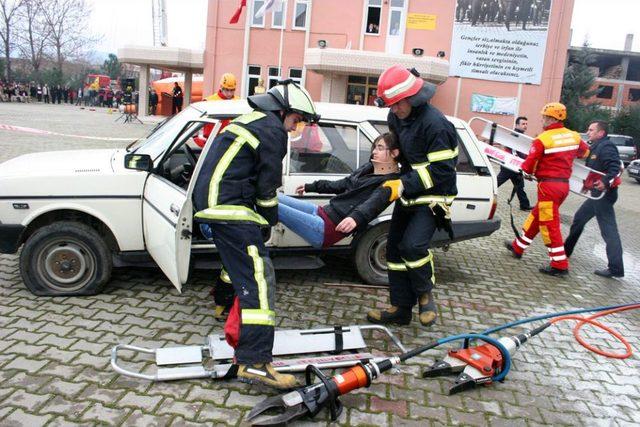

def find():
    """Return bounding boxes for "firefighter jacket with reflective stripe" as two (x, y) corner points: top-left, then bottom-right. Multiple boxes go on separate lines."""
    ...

(193, 110), (287, 226)
(387, 103), (458, 206)
(304, 162), (398, 229)
(521, 122), (589, 180)
(585, 136), (622, 189)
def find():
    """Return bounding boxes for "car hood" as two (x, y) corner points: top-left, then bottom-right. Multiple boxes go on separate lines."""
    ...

(0, 149), (116, 178)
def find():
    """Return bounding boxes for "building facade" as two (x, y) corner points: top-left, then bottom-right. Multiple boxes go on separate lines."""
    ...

(204, 0), (575, 134)
(568, 35), (640, 111)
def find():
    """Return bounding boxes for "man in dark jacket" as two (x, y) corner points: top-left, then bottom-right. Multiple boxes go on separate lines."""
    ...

(496, 116), (533, 210)
(564, 120), (624, 278)
(367, 65), (458, 327)
(193, 80), (319, 389)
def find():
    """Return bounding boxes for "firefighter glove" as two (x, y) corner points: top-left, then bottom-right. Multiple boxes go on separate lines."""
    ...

(382, 179), (403, 201)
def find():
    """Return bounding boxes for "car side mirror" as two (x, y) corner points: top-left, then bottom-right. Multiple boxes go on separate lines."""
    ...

(124, 153), (154, 172)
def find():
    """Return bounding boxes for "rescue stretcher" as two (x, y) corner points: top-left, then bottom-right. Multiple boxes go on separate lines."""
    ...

(469, 117), (607, 200)
(111, 324), (407, 381)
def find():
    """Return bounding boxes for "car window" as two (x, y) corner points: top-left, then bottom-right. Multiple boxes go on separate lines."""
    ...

(289, 122), (358, 174)
(372, 121), (389, 135)
(369, 121), (474, 173)
(609, 136), (635, 147)
(132, 106), (206, 161)
(455, 132), (474, 173)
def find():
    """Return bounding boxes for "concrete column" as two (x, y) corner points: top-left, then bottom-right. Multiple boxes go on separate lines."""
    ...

(320, 73), (332, 102)
(615, 34), (633, 110)
(184, 71), (193, 108)
(138, 64), (149, 117)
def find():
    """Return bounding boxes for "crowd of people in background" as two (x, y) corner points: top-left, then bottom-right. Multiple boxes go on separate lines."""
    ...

(0, 81), (135, 108)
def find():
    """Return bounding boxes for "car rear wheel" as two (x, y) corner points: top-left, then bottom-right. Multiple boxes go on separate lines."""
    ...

(20, 221), (112, 296)
(354, 223), (389, 286)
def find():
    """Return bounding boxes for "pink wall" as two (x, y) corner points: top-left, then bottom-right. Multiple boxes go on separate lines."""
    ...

(204, 0), (575, 135)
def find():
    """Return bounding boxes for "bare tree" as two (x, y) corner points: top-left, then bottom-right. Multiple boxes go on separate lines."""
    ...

(15, 0), (50, 75)
(0, 0), (24, 81)
(38, 0), (95, 78)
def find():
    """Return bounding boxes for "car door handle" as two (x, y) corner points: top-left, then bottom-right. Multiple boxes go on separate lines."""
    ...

(169, 203), (180, 216)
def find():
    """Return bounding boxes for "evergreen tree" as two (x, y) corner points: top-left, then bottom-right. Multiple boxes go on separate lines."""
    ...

(612, 104), (640, 142)
(101, 53), (121, 80)
(561, 44), (609, 132)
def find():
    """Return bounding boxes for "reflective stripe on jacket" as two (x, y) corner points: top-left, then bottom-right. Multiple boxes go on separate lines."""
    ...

(521, 123), (589, 180)
(388, 103), (458, 207)
(193, 110), (287, 226)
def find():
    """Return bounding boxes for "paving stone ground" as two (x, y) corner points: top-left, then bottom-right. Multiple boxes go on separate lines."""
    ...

(1, 102), (639, 426)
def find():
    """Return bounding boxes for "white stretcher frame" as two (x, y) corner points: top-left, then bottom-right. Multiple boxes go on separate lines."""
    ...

(469, 117), (607, 200)
(111, 324), (407, 382)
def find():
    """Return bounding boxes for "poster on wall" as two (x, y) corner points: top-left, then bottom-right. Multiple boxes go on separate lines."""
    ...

(449, 0), (553, 85)
(471, 93), (518, 115)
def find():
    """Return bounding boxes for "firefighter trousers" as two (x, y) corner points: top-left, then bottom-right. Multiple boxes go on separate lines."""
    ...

(386, 204), (437, 308)
(511, 181), (569, 270)
(208, 222), (276, 364)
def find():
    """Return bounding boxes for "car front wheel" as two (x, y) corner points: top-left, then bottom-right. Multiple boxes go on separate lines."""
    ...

(354, 223), (389, 286)
(20, 221), (112, 296)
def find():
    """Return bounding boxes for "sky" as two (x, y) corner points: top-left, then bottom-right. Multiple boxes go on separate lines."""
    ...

(87, 0), (639, 57)
(88, 0), (208, 56)
(569, 0), (639, 50)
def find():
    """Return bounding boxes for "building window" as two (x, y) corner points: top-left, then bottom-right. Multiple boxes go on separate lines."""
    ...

(289, 68), (302, 84)
(268, 66), (281, 89)
(293, 0), (308, 30)
(347, 75), (378, 106)
(629, 88), (640, 102)
(246, 65), (262, 97)
(365, 0), (381, 35)
(596, 85), (613, 99)
(272, 1), (286, 28)
(252, 0), (265, 27)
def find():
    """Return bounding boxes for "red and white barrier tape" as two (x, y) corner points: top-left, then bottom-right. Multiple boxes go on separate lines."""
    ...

(0, 123), (138, 141)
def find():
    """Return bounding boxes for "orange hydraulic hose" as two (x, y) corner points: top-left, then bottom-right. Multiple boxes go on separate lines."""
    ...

(551, 304), (640, 359)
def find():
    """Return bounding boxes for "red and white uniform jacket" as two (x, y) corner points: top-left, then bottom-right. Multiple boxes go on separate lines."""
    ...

(521, 122), (589, 180)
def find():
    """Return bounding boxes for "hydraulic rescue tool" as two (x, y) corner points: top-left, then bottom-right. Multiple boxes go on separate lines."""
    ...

(247, 303), (639, 425)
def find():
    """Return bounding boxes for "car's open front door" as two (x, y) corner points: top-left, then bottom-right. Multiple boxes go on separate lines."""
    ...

(142, 119), (221, 292)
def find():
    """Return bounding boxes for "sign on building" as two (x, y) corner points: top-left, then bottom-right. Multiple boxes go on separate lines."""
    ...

(449, 0), (553, 85)
(471, 93), (518, 115)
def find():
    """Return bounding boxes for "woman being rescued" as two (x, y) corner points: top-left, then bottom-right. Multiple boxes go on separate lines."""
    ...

(278, 132), (400, 248)
(203, 132), (400, 319)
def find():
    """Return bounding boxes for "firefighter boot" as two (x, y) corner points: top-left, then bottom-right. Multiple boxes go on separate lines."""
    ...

(237, 363), (298, 390)
(367, 305), (412, 326)
(418, 291), (438, 327)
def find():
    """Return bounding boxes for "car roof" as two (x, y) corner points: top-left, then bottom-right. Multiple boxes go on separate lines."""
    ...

(192, 99), (466, 129)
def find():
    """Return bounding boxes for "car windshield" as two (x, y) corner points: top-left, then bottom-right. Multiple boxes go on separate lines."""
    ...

(131, 105), (206, 160)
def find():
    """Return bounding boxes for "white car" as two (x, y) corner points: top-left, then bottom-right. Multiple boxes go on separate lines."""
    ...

(0, 100), (500, 296)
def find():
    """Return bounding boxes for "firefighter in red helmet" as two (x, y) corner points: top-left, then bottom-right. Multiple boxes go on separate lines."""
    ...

(367, 65), (458, 327)
(504, 102), (589, 276)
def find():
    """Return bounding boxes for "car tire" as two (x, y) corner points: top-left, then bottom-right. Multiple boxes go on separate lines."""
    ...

(20, 221), (112, 296)
(354, 223), (390, 286)
(636, 178), (640, 184)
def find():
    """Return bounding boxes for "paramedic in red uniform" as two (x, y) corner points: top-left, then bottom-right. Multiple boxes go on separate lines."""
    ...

(505, 102), (589, 276)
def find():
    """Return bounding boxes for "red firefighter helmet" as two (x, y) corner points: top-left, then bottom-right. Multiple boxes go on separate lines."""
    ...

(375, 65), (424, 107)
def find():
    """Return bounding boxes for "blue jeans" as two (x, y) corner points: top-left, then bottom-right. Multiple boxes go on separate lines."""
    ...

(277, 194), (325, 248)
